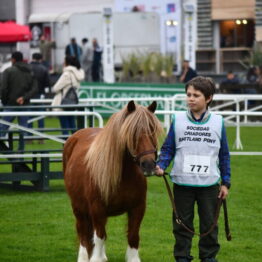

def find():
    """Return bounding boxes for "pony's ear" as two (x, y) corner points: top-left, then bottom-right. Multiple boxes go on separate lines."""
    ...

(147, 101), (157, 113)
(127, 100), (136, 113)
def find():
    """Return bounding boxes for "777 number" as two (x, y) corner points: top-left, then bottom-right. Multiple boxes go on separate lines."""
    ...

(190, 165), (209, 173)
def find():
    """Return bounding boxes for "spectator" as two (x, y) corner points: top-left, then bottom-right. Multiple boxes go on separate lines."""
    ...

(179, 60), (197, 83)
(246, 66), (259, 84)
(91, 38), (103, 82)
(220, 71), (241, 94)
(81, 38), (92, 82)
(245, 66), (258, 106)
(221, 71), (240, 84)
(51, 56), (84, 136)
(256, 66), (262, 86)
(29, 53), (51, 135)
(65, 38), (82, 63)
(0, 51), (37, 137)
(39, 35), (56, 70)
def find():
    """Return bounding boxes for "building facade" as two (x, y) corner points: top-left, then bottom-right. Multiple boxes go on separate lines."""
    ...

(2, 0), (262, 75)
(196, 0), (261, 74)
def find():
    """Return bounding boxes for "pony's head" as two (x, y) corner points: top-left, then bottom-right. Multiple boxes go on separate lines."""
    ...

(86, 100), (163, 202)
(122, 100), (161, 176)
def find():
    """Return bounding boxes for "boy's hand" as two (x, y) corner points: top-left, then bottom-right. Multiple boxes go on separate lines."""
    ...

(218, 185), (229, 199)
(155, 165), (164, 176)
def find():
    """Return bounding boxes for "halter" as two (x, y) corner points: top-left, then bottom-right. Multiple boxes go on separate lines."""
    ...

(132, 149), (157, 164)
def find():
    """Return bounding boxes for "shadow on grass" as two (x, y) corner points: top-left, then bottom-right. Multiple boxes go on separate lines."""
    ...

(0, 181), (66, 194)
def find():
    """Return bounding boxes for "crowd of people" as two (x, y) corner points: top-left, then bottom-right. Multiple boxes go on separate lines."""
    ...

(64, 37), (102, 82)
(0, 35), (105, 139)
(0, 48), (259, 139)
(38, 35), (102, 82)
(220, 66), (261, 99)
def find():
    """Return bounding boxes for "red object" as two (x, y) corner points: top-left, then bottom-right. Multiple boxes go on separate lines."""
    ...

(0, 21), (32, 42)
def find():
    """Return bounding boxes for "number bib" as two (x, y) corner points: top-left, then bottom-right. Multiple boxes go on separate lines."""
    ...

(183, 155), (211, 175)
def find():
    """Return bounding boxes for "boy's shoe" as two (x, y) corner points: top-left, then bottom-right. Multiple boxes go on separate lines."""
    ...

(176, 259), (189, 262)
(201, 258), (217, 262)
(176, 256), (193, 262)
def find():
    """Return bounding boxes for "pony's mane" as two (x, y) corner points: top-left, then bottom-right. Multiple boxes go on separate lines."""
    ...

(85, 102), (163, 202)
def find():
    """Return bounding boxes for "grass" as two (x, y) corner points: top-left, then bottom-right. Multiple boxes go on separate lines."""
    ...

(0, 126), (262, 262)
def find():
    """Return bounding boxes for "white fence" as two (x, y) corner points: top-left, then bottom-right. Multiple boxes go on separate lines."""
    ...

(1, 94), (262, 150)
(0, 111), (103, 144)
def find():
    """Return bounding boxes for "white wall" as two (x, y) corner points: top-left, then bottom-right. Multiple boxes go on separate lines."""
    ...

(52, 12), (160, 68)
(30, 0), (114, 14)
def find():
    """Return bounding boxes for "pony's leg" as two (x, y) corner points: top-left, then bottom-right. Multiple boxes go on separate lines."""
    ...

(78, 244), (89, 262)
(125, 205), (145, 262)
(89, 231), (107, 262)
(90, 215), (108, 262)
(74, 209), (94, 262)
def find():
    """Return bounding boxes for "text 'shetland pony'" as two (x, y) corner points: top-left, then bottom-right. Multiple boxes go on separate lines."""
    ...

(63, 101), (163, 262)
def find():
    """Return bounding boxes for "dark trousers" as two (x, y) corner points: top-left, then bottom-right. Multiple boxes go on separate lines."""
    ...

(28, 105), (45, 130)
(0, 108), (29, 137)
(173, 184), (220, 260)
(59, 116), (76, 136)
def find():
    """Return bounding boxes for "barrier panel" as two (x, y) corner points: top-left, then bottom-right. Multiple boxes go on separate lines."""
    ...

(79, 82), (185, 114)
(0, 108), (103, 191)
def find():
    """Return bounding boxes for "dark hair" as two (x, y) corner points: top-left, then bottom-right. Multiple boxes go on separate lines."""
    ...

(65, 55), (81, 69)
(185, 76), (216, 107)
(246, 66), (258, 83)
(12, 51), (23, 62)
(32, 52), (42, 60)
(82, 38), (88, 43)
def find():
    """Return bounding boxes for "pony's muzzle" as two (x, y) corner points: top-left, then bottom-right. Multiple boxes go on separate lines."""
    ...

(140, 159), (156, 177)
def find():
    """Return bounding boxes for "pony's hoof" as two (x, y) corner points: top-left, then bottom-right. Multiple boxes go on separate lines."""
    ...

(77, 244), (89, 262)
(126, 246), (141, 262)
(90, 256), (108, 262)
(127, 259), (141, 262)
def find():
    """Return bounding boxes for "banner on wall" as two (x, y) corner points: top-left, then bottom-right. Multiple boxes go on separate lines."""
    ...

(102, 8), (115, 83)
(183, 3), (196, 69)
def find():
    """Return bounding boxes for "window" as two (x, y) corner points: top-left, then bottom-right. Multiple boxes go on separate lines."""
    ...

(220, 20), (254, 48)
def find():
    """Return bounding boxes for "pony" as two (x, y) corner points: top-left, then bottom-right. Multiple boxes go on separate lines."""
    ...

(63, 100), (163, 262)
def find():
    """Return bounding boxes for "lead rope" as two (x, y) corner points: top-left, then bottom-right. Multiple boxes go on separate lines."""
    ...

(162, 174), (231, 240)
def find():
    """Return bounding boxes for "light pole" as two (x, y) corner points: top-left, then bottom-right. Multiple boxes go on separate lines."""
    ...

(165, 19), (178, 55)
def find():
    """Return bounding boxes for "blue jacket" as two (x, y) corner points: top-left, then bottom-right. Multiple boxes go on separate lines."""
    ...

(157, 111), (231, 188)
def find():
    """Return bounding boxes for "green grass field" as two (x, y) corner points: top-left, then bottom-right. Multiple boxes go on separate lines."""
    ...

(0, 126), (262, 262)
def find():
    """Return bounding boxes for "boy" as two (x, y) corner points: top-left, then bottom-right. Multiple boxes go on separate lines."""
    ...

(155, 76), (231, 262)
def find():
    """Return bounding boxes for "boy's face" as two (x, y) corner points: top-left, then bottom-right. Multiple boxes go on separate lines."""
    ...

(186, 85), (212, 113)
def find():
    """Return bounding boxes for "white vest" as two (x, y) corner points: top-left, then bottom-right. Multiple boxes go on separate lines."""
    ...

(170, 112), (223, 186)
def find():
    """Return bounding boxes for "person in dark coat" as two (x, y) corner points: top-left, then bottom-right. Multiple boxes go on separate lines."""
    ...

(0, 51), (37, 137)
(179, 60), (197, 83)
(30, 53), (50, 98)
(220, 71), (240, 93)
(91, 38), (103, 82)
(65, 38), (82, 63)
(29, 53), (51, 132)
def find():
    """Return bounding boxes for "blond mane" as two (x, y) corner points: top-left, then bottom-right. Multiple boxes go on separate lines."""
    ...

(85, 102), (163, 202)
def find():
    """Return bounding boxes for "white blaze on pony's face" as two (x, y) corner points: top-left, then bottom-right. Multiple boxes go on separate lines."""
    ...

(89, 231), (107, 262)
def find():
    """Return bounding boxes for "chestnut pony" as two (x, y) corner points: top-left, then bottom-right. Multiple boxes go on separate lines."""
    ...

(63, 101), (163, 262)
